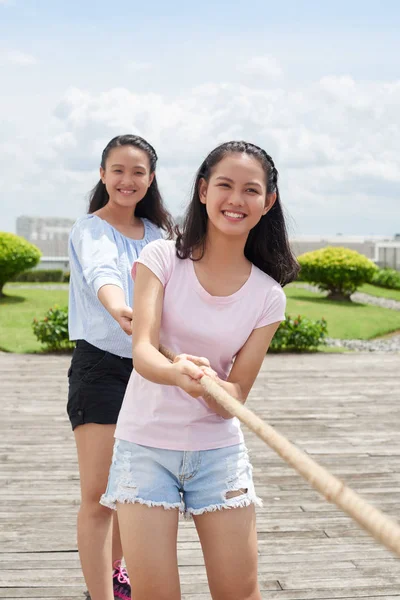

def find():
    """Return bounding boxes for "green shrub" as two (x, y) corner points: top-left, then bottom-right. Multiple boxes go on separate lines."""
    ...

(32, 306), (74, 351)
(63, 271), (70, 283)
(0, 232), (41, 296)
(294, 270), (305, 282)
(371, 268), (400, 290)
(298, 246), (378, 300)
(13, 269), (64, 283)
(270, 315), (328, 352)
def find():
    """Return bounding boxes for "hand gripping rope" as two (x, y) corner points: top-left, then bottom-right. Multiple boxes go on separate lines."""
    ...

(159, 345), (400, 557)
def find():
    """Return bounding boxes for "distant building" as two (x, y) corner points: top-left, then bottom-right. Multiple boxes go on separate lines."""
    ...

(15, 216), (400, 272)
(16, 216), (74, 271)
(291, 235), (400, 270)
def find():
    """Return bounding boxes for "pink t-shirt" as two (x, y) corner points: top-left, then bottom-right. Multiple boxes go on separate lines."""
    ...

(115, 239), (286, 451)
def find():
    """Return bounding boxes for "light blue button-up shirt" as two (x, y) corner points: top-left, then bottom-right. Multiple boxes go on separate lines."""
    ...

(68, 214), (162, 358)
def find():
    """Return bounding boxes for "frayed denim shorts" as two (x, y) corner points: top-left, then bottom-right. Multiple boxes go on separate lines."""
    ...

(100, 439), (262, 517)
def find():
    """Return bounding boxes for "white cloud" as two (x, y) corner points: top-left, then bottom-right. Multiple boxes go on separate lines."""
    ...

(1, 74), (400, 235)
(0, 50), (37, 65)
(240, 55), (283, 79)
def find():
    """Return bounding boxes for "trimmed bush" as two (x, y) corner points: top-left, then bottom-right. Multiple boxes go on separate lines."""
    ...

(63, 271), (70, 283)
(371, 268), (400, 290)
(270, 314), (328, 352)
(294, 270), (305, 282)
(32, 306), (74, 351)
(0, 232), (41, 296)
(298, 246), (378, 300)
(13, 269), (64, 283)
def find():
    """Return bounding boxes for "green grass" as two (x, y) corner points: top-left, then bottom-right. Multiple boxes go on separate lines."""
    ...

(285, 286), (400, 340)
(7, 281), (69, 288)
(1, 283), (399, 354)
(0, 286), (69, 353)
(358, 283), (400, 302)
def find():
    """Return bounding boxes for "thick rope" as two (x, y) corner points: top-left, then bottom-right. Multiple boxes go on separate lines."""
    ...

(160, 345), (400, 557)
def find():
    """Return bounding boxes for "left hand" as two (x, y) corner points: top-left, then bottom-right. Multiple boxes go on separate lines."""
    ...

(175, 355), (219, 381)
(199, 365), (219, 382)
(198, 366), (232, 419)
(174, 353), (211, 369)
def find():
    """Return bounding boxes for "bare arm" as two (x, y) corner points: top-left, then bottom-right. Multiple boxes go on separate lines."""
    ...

(202, 322), (281, 418)
(70, 219), (132, 334)
(133, 263), (281, 410)
(97, 284), (133, 335)
(132, 264), (210, 396)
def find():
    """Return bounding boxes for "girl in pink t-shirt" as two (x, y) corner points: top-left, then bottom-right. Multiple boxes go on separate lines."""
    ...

(101, 141), (299, 599)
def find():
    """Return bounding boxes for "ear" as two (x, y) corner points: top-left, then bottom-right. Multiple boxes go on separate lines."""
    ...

(263, 191), (277, 215)
(148, 171), (155, 187)
(198, 178), (208, 205)
(99, 167), (105, 184)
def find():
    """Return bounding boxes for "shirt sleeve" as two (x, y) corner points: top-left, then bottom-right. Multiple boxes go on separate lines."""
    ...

(255, 284), (286, 328)
(69, 217), (123, 296)
(132, 239), (174, 286)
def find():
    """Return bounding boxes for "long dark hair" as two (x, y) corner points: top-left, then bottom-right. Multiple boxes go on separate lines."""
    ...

(88, 134), (173, 236)
(176, 141), (299, 285)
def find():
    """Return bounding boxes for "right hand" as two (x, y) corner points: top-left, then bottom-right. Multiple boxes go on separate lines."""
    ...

(113, 306), (133, 335)
(172, 356), (208, 398)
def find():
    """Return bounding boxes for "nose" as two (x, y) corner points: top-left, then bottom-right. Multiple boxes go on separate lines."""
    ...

(228, 191), (244, 207)
(121, 174), (135, 187)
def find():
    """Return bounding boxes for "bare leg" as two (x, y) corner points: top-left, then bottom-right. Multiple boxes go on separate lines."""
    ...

(75, 423), (119, 600)
(117, 503), (180, 600)
(194, 504), (261, 600)
(112, 511), (123, 564)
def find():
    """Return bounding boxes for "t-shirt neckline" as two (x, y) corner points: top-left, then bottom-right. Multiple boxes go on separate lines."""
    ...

(188, 258), (254, 304)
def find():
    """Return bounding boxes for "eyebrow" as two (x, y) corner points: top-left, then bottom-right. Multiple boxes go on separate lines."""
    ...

(110, 164), (147, 169)
(215, 176), (262, 187)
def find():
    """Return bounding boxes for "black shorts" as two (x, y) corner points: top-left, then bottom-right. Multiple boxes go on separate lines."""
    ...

(67, 340), (133, 431)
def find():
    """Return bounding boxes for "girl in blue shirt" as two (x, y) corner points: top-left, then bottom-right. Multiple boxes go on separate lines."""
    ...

(67, 134), (173, 600)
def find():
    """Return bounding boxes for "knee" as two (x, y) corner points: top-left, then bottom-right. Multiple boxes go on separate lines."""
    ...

(218, 592), (260, 600)
(138, 587), (179, 600)
(213, 581), (260, 600)
(79, 496), (113, 522)
(243, 591), (261, 600)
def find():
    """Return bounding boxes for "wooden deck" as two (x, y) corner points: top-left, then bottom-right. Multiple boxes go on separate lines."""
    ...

(1, 352), (400, 599)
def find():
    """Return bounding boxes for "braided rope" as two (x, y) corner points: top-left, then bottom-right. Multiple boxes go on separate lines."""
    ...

(160, 345), (400, 556)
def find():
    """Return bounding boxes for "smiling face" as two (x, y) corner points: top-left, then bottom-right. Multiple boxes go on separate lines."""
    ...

(100, 145), (154, 208)
(199, 152), (276, 238)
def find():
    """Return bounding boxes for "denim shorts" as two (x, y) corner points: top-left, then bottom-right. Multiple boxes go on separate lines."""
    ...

(100, 439), (262, 517)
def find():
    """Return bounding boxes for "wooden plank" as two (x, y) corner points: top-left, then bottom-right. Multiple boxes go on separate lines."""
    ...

(1, 352), (400, 599)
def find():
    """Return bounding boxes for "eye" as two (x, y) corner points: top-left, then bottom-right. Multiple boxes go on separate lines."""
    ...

(217, 183), (230, 188)
(246, 188), (259, 194)
(135, 171), (145, 175)
(114, 169), (123, 173)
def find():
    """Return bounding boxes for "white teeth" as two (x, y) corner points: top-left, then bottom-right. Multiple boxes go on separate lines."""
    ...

(223, 211), (245, 219)
(119, 190), (135, 194)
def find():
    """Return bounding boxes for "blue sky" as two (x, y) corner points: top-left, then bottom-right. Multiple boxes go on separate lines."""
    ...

(1, 0), (399, 236)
